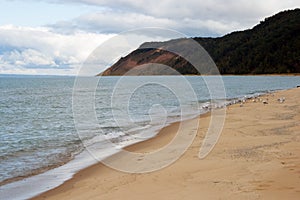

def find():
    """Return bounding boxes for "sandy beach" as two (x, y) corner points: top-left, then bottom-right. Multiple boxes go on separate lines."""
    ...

(33, 87), (300, 200)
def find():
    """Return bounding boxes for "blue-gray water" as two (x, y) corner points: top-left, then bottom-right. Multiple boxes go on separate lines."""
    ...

(0, 75), (300, 199)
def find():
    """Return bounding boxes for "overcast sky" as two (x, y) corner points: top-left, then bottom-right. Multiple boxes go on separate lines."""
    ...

(0, 0), (298, 75)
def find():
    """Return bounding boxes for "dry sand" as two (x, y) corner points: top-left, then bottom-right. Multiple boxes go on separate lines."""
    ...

(33, 88), (300, 200)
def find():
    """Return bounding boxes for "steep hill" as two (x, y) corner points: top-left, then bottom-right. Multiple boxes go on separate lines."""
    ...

(99, 9), (300, 75)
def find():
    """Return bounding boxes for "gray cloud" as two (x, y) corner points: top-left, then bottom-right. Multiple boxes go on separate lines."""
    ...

(49, 11), (241, 36)
(44, 0), (299, 36)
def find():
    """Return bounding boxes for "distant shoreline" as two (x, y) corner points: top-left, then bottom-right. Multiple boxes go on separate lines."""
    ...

(98, 73), (300, 77)
(1, 73), (299, 77)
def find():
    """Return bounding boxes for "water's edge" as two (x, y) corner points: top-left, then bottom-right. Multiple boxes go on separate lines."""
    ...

(0, 87), (286, 200)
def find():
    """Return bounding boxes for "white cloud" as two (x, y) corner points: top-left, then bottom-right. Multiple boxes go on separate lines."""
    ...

(0, 25), (115, 75)
(1, 49), (57, 66)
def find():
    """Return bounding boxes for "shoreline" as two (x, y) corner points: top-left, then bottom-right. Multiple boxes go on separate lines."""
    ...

(98, 74), (300, 77)
(0, 89), (248, 199)
(32, 87), (300, 200)
(32, 113), (209, 200)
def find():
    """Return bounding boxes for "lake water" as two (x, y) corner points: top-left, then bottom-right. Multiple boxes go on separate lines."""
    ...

(0, 75), (300, 199)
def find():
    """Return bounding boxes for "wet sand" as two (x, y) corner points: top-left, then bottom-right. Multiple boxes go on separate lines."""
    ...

(33, 87), (300, 200)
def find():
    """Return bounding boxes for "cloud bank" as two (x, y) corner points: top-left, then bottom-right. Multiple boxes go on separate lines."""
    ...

(0, 25), (114, 75)
(48, 0), (299, 35)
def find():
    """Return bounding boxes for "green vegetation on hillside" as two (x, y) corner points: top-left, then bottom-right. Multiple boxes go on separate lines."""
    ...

(100, 9), (300, 75)
(195, 9), (300, 74)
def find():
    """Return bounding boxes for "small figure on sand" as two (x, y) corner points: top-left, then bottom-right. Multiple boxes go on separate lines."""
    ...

(277, 97), (285, 103)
